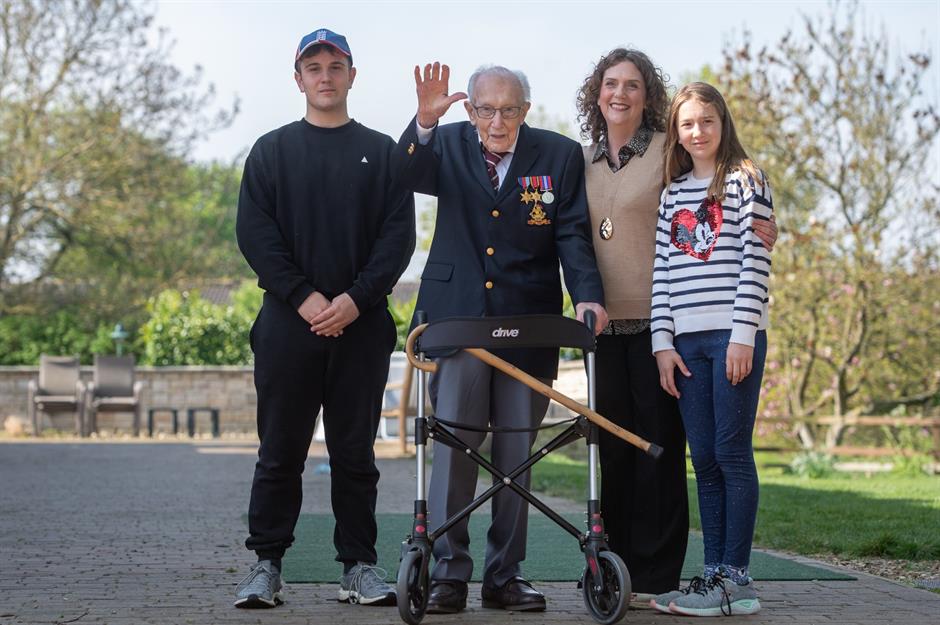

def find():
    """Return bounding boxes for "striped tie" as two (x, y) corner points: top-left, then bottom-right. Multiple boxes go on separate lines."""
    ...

(482, 146), (506, 191)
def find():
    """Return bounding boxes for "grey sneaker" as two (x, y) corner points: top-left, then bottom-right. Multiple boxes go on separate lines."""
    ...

(338, 562), (397, 606)
(650, 576), (708, 614)
(669, 575), (761, 616)
(234, 560), (284, 608)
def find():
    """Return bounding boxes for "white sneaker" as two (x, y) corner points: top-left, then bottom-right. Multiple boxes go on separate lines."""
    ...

(234, 560), (284, 608)
(650, 576), (708, 614)
(669, 575), (761, 617)
(338, 562), (397, 606)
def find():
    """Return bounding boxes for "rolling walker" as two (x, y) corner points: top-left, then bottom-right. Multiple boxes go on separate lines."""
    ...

(395, 312), (663, 624)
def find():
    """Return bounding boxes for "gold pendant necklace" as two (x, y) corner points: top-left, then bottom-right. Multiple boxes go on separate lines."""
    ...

(597, 137), (639, 241)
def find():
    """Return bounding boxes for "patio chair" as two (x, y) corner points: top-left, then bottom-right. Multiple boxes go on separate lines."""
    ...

(87, 355), (143, 436)
(379, 351), (416, 441)
(27, 355), (86, 436)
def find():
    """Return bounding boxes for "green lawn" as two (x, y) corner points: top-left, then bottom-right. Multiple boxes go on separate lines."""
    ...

(527, 453), (940, 560)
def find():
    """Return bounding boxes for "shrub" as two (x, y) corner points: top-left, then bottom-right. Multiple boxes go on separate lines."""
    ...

(890, 451), (934, 477)
(0, 311), (117, 364)
(138, 282), (260, 365)
(389, 294), (417, 351)
(788, 451), (837, 478)
(883, 423), (935, 477)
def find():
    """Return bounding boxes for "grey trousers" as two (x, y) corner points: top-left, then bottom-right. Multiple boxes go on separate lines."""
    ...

(427, 350), (551, 587)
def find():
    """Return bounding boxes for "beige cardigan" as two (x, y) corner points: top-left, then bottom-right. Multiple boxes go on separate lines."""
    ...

(583, 132), (666, 320)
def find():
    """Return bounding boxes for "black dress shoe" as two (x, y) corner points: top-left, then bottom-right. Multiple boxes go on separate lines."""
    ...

(481, 576), (546, 611)
(426, 580), (468, 614)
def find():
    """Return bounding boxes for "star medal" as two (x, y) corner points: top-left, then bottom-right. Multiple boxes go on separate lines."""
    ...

(599, 217), (613, 240)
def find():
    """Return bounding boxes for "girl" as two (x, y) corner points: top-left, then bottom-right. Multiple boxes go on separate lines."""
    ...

(649, 82), (773, 617)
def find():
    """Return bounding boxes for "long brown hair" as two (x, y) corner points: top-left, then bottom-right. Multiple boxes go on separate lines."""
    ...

(663, 82), (763, 200)
(577, 48), (669, 143)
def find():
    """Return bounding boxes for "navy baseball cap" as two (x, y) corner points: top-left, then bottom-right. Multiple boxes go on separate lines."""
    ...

(295, 29), (352, 68)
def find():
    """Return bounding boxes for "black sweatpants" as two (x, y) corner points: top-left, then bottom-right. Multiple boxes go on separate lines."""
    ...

(245, 293), (397, 564)
(595, 329), (689, 594)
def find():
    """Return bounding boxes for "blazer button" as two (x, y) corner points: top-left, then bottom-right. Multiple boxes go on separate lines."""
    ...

(486, 247), (495, 256)
(491, 209), (500, 218)
(485, 281), (494, 289)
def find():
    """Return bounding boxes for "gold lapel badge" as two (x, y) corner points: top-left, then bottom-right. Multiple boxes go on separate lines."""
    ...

(527, 203), (551, 226)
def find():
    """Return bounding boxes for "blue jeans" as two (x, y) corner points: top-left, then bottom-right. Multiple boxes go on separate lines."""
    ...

(675, 329), (766, 571)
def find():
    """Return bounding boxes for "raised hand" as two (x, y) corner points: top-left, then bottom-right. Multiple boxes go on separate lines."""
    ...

(415, 62), (467, 129)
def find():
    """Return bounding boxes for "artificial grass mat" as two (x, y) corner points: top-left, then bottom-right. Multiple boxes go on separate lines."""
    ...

(281, 511), (854, 583)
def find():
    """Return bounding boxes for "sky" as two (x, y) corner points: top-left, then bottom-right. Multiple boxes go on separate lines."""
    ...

(153, 0), (940, 163)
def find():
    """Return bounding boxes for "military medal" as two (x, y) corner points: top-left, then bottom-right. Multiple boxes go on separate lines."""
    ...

(517, 175), (553, 226)
(536, 176), (554, 204)
(528, 204), (550, 225)
(599, 217), (614, 240)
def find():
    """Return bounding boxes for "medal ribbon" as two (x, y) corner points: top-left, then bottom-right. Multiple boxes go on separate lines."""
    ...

(517, 176), (553, 192)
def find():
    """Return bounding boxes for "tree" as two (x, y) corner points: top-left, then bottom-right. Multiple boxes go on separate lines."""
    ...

(0, 0), (237, 314)
(714, 1), (940, 444)
(42, 160), (252, 322)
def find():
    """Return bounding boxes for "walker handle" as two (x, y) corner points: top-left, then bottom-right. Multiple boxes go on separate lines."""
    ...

(582, 309), (596, 334)
(405, 323), (437, 373)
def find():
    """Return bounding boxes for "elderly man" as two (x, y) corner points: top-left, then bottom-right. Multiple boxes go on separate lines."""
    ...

(392, 63), (607, 613)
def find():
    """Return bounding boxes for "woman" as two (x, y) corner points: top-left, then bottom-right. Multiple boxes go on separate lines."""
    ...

(576, 49), (777, 600)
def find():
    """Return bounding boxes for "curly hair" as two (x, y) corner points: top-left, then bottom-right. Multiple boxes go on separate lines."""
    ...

(577, 48), (669, 143)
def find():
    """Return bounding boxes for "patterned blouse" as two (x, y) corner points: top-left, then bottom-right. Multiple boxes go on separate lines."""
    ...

(592, 125), (653, 172)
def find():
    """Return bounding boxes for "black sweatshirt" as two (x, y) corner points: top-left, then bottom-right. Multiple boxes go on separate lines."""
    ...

(236, 119), (415, 313)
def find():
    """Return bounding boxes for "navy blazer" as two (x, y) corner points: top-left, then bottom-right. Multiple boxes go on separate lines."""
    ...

(393, 118), (604, 379)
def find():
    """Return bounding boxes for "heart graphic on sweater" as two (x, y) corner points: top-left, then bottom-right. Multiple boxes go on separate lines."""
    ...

(671, 199), (723, 261)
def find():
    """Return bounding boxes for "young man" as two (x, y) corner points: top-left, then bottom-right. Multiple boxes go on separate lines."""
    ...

(234, 29), (415, 609)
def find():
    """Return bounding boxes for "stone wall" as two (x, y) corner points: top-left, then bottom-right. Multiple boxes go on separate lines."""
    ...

(0, 366), (257, 434)
(2, 357), (587, 435)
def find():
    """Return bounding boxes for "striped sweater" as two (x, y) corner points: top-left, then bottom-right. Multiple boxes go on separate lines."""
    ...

(650, 169), (773, 352)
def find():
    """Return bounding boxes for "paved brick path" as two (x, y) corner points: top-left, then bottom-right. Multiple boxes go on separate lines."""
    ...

(0, 440), (937, 624)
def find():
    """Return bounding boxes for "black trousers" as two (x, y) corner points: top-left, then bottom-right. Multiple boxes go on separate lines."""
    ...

(245, 293), (397, 564)
(595, 330), (689, 593)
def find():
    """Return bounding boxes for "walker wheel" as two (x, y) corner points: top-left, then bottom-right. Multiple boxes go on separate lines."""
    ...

(397, 547), (429, 625)
(582, 550), (631, 624)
